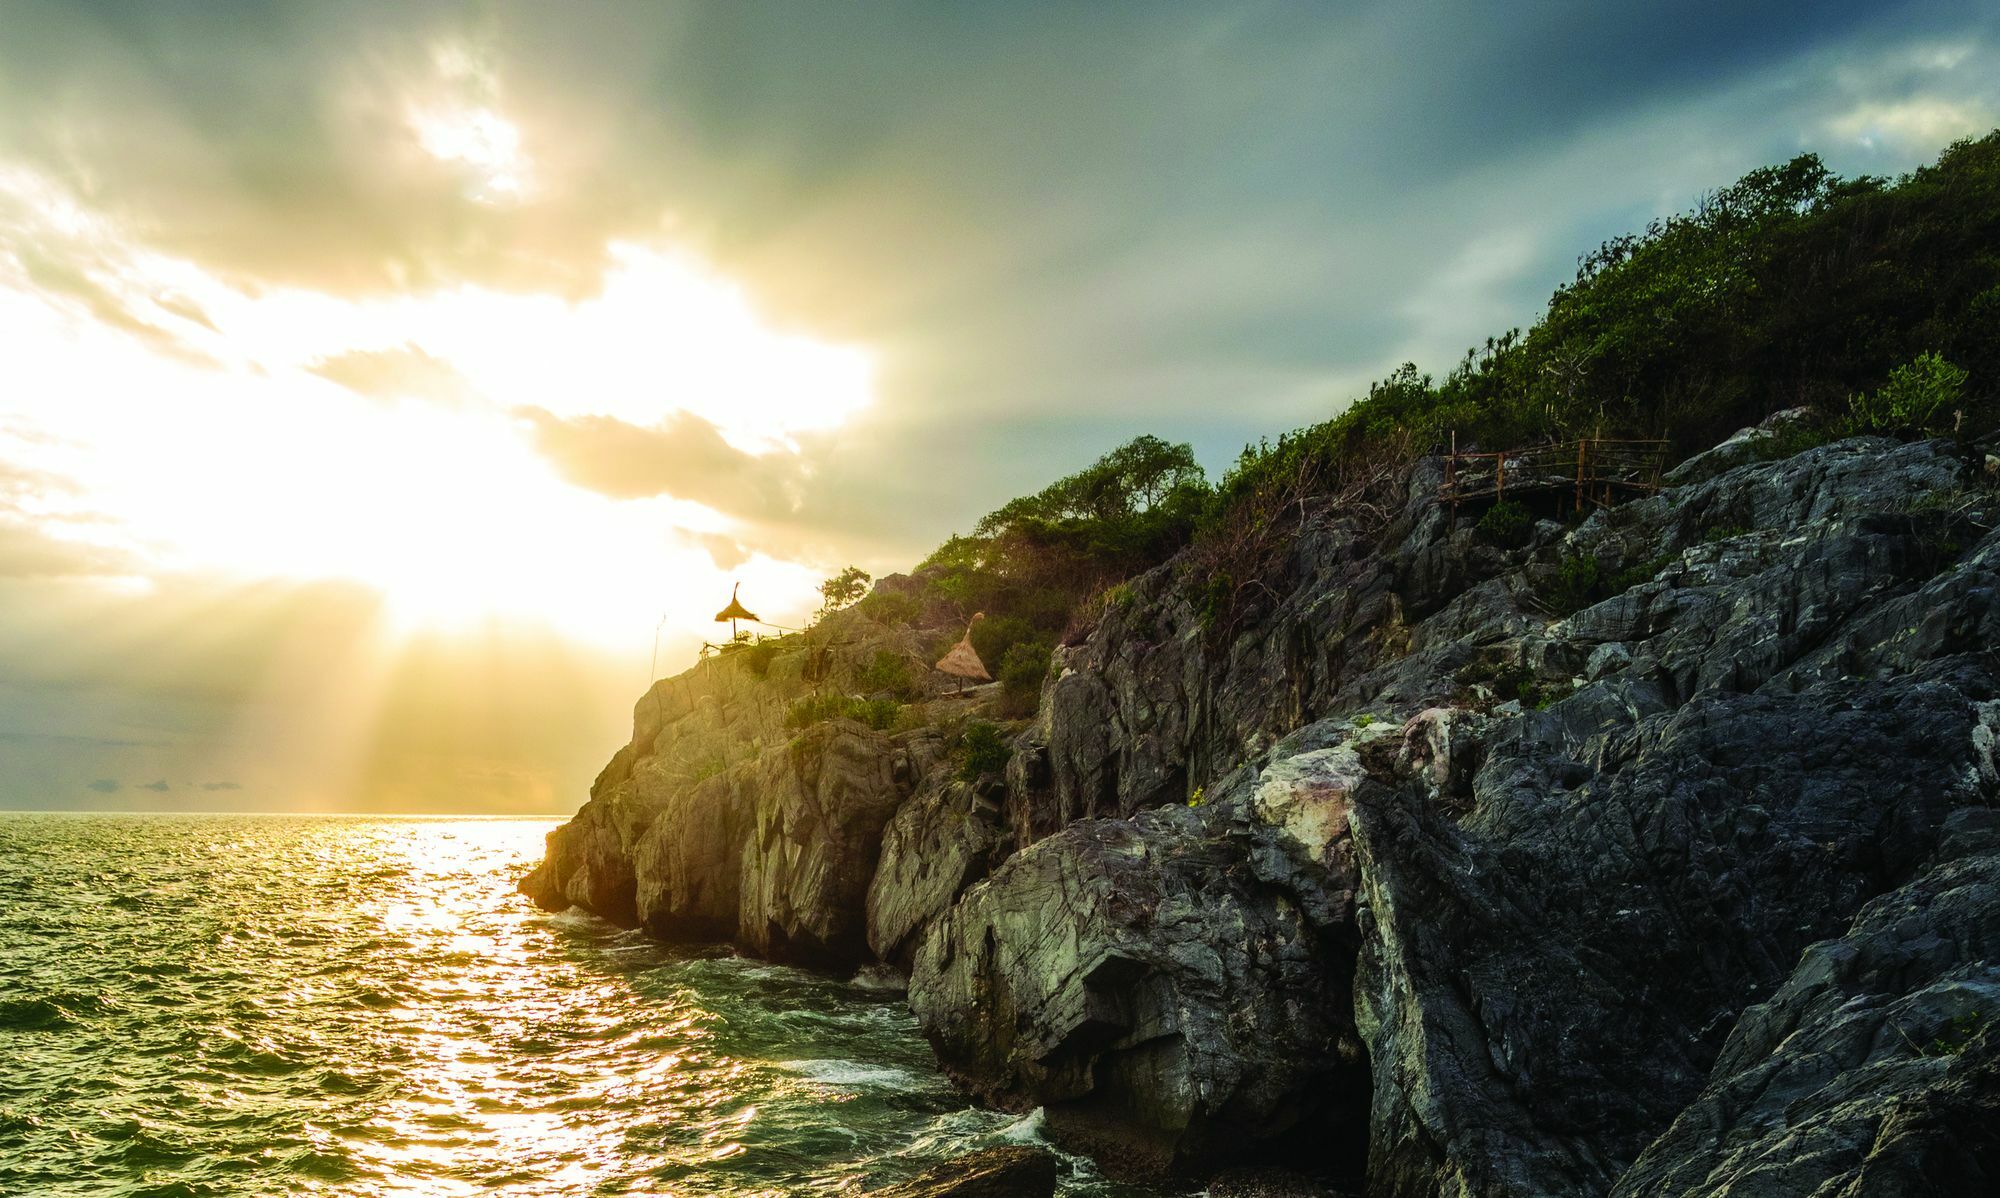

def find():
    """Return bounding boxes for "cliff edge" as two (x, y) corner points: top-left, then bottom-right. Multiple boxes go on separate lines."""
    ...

(524, 427), (2000, 1193)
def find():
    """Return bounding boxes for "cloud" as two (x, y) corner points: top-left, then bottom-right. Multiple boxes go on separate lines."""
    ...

(138, 778), (171, 792)
(309, 343), (479, 405)
(691, 530), (752, 571)
(86, 778), (119, 793)
(200, 781), (242, 791)
(1, 0), (1997, 816)
(1830, 96), (1997, 149)
(518, 406), (804, 518)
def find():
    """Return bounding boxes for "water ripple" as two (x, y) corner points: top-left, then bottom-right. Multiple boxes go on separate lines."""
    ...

(0, 814), (1161, 1197)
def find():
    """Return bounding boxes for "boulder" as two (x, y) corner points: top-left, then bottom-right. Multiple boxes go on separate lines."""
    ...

(866, 1146), (1058, 1198)
(908, 789), (1368, 1179)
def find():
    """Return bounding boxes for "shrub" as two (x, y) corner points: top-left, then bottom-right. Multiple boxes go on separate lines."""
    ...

(1540, 553), (1604, 616)
(998, 637), (1054, 715)
(1195, 572), (1233, 632)
(959, 721), (1013, 780)
(786, 694), (901, 732)
(1845, 352), (1968, 437)
(1475, 499), (1533, 549)
(1462, 662), (1566, 709)
(736, 641), (782, 677)
(856, 589), (920, 626)
(856, 650), (914, 698)
(1540, 551), (1671, 615)
(971, 614), (1039, 671)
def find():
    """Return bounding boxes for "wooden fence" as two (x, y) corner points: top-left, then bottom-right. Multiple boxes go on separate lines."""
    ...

(1442, 435), (1669, 511)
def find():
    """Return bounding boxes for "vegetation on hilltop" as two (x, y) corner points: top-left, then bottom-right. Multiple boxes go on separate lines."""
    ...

(1215, 133), (2000, 515)
(830, 132), (2000, 689)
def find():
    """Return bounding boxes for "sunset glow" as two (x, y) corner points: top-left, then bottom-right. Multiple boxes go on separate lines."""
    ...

(1, 168), (863, 645)
(2, 3), (1990, 813)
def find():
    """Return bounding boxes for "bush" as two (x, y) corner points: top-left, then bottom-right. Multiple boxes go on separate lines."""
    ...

(1475, 499), (1533, 548)
(998, 637), (1053, 714)
(786, 694), (901, 732)
(855, 589), (920, 626)
(970, 614), (1039, 671)
(1539, 551), (1671, 615)
(735, 640), (782, 677)
(1539, 553), (1604, 616)
(1845, 352), (1968, 437)
(856, 650), (914, 698)
(959, 721), (1013, 780)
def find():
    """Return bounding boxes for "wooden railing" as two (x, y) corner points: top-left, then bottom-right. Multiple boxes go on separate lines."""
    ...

(1442, 435), (1668, 510)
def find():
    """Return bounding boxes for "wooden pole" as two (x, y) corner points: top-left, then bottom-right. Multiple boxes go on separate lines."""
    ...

(1447, 430), (1457, 510)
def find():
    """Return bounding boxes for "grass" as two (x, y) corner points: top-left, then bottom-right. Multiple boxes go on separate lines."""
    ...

(785, 694), (902, 732)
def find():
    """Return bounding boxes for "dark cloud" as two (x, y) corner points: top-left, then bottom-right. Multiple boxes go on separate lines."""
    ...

(137, 778), (171, 792)
(518, 407), (802, 518)
(86, 778), (119, 793)
(310, 343), (478, 405)
(691, 531), (752, 571)
(200, 781), (241, 791)
(2, 1), (1996, 814)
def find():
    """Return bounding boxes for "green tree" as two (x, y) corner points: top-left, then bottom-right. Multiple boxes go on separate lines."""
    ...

(816, 566), (871, 616)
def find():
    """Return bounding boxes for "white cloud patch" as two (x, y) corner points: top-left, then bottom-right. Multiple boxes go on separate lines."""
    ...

(1828, 96), (1996, 151)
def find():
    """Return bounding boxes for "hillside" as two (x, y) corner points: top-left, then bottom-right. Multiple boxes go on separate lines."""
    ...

(520, 136), (2000, 1194)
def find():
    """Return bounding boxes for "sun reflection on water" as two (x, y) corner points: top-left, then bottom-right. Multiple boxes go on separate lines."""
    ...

(0, 815), (1156, 1197)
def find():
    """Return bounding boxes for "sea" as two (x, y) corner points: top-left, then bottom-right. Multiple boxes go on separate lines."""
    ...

(0, 813), (1164, 1197)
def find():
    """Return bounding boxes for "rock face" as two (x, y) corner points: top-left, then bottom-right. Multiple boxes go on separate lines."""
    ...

(526, 430), (2000, 1193)
(908, 793), (1367, 1177)
(866, 1146), (1058, 1198)
(526, 719), (914, 965)
(1350, 673), (1999, 1198)
(866, 773), (1012, 970)
(1611, 810), (2000, 1198)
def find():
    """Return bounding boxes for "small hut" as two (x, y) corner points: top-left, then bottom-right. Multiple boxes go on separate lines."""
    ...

(934, 612), (991, 692)
(714, 582), (759, 642)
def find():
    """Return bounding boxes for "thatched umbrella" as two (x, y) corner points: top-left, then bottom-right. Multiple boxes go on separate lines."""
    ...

(934, 612), (990, 693)
(714, 582), (759, 643)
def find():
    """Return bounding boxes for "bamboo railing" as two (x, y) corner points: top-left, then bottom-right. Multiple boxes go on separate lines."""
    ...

(1442, 435), (1668, 510)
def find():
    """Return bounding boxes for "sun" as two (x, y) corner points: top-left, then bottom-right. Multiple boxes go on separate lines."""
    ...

(0, 166), (866, 651)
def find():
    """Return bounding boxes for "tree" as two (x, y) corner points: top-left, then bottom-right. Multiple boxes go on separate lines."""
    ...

(817, 566), (871, 616)
(975, 435), (1207, 535)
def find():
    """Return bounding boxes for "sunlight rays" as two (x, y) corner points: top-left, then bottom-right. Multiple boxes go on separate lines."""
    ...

(0, 164), (862, 648)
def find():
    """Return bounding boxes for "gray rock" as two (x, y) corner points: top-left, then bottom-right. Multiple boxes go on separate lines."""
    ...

(530, 720), (911, 966)
(1350, 668), (2000, 1198)
(908, 801), (1366, 1179)
(1613, 824), (2000, 1197)
(525, 428), (2000, 1195)
(866, 1146), (1058, 1197)
(866, 776), (1012, 970)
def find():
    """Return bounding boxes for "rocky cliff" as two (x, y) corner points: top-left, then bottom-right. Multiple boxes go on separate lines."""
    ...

(523, 427), (2000, 1195)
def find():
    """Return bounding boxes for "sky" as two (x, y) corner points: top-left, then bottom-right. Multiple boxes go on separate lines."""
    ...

(2, 1), (1995, 812)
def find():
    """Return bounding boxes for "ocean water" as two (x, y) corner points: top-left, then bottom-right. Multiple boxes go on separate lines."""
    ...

(0, 814), (1160, 1197)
